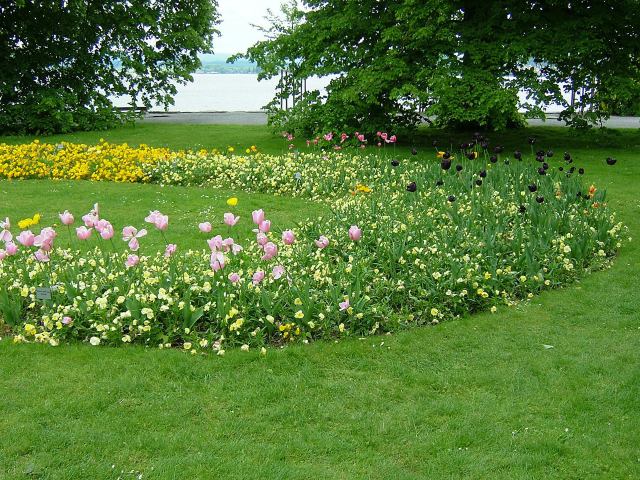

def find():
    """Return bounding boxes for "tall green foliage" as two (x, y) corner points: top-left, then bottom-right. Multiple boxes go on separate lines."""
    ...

(0, 0), (219, 134)
(241, 0), (640, 133)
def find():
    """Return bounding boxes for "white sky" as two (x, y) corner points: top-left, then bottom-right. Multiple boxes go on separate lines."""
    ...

(215, 0), (283, 54)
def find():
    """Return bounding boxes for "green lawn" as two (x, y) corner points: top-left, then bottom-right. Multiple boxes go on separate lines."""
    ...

(0, 124), (639, 479)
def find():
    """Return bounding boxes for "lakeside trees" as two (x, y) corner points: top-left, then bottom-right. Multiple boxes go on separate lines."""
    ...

(241, 0), (640, 133)
(0, 0), (219, 134)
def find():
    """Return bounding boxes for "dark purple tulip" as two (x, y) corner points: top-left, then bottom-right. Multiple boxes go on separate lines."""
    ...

(475, 179), (483, 186)
(546, 150), (554, 157)
(606, 157), (617, 165)
(536, 196), (544, 203)
(490, 155), (498, 163)
(538, 167), (546, 175)
(441, 159), (452, 170)
(391, 159), (400, 167)
(455, 164), (463, 172)
(528, 184), (537, 192)
(479, 170), (487, 178)
(578, 168), (585, 175)
(493, 145), (504, 154)
(436, 179), (444, 186)
(563, 152), (571, 161)
(406, 181), (417, 192)
(514, 150), (522, 160)
(411, 148), (418, 156)
(447, 195), (456, 202)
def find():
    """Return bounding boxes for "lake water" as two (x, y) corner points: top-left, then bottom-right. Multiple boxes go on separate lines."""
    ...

(110, 73), (328, 112)
(111, 73), (571, 113)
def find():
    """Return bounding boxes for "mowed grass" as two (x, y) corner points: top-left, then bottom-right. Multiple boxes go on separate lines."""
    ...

(0, 124), (639, 479)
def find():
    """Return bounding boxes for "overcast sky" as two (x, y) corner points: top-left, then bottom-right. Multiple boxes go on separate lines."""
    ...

(215, 0), (283, 54)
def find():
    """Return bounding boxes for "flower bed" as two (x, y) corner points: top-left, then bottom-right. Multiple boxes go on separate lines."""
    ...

(0, 136), (625, 353)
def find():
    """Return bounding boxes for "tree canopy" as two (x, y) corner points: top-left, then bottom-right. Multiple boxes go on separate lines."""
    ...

(242, 0), (640, 133)
(0, 0), (219, 134)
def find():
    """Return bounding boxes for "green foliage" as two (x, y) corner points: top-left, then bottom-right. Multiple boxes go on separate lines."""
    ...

(241, 0), (640, 134)
(0, 0), (220, 134)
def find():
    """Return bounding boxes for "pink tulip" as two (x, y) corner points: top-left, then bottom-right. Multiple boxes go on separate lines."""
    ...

(122, 226), (146, 251)
(207, 235), (224, 251)
(388, 135), (397, 143)
(210, 251), (225, 272)
(261, 242), (278, 261)
(231, 243), (243, 255)
(17, 230), (35, 247)
(252, 209), (265, 225)
(199, 222), (212, 233)
(99, 222), (114, 240)
(252, 270), (265, 285)
(0, 218), (11, 243)
(145, 210), (169, 231)
(381, 132), (388, 141)
(34, 227), (57, 251)
(256, 232), (268, 247)
(164, 244), (177, 257)
(5, 242), (17, 256)
(59, 211), (74, 226)
(224, 213), (239, 227)
(82, 212), (98, 228)
(125, 254), (139, 268)
(258, 220), (271, 233)
(339, 298), (350, 311)
(272, 265), (285, 280)
(315, 235), (330, 249)
(228, 272), (241, 283)
(340, 132), (348, 143)
(282, 230), (295, 245)
(357, 134), (366, 142)
(34, 249), (50, 263)
(62, 316), (73, 325)
(324, 132), (333, 142)
(348, 225), (362, 241)
(76, 226), (92, 240)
